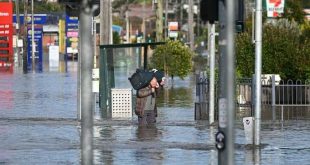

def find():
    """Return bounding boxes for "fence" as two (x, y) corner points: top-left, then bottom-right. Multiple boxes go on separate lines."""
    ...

(197, 74), (310, 120)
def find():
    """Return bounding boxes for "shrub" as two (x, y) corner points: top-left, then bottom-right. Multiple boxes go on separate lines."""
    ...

(151, 40), (194, 79)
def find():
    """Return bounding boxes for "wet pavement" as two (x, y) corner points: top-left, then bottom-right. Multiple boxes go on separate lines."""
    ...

(0, 61), (310, 164)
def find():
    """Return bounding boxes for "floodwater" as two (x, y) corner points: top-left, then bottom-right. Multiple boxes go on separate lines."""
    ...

(0, 61), (310, 164)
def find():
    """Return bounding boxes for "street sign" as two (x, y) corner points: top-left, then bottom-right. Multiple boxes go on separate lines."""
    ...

(266, 0), (285, 18)
(27, 26), (43, 71)
(0, 2), (13, 72)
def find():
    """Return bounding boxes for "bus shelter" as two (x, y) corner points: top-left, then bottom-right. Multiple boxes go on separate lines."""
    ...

(99, 42), (165, 118)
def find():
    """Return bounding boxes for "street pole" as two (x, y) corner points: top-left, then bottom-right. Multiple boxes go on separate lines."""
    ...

(142, 0), (146, 42)
(254, 0), (262, 146)
(15, 0), (20, 67)
(100, 0), (111, 45)
(31, 0), (35, 72)
(23, 0), (28, 73)
(80, 0), (94, 164)
(188, 0), (194, 50)
(125, 10), (130, 43)
(164, 0), (168, 39)
(109, 0), (112, 44)
(197, 1), (200, 36)
(217, 0), (235, 164)
(180, 0), (183, 27)
(156, 0), (163, 41)
(93, 18), (97, 68)
(209, 22), (215, 125)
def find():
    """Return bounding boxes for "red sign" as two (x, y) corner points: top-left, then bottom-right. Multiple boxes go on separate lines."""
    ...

(0, 2), (13, 24)
(0, 2), (13, 72)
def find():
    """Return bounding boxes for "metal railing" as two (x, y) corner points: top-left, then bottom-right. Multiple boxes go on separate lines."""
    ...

(198, 75), (310, 120)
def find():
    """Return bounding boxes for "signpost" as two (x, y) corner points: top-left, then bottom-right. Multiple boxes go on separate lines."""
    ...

(65, 15), (79, 59)
(168, 22), (179, 39)
(27, 26), (43, 72)
(14, 14), (47, 72)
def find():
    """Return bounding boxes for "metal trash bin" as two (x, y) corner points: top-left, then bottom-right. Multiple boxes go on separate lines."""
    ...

(111, 88), (132, 118)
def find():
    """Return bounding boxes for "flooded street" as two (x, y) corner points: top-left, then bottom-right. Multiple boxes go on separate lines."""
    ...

(0, 62), (310, 164)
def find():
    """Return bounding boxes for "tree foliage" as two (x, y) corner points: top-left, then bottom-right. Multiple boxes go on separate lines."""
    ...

(151, 40), (194, 79)
(15, 1), (64, 13)
(113, 31), (121, 44)
(235, 32), (255, 77)
(302, 0), (310, 8)
(282, 0), (306, 24)
(236, 19), (310, 81)
(236, 0), (310, 81)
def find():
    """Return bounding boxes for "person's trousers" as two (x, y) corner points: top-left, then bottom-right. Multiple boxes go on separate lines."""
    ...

(138, 110), (156, 125)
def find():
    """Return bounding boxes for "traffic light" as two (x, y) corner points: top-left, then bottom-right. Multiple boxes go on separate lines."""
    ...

(200, 0), (218, 24)
(236, 0), (245, 32)
(235, 21), (244, 33)
(58, 0), (100, 17)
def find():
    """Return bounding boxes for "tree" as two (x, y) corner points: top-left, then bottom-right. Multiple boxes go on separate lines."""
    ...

(235, 32), (255, 77)
(236, 19), (310, 81)
(151, 40), (194, 79)
(282, 0), (306, 25)
(302, 0), (310, 8)
(113, 31), (121, 44)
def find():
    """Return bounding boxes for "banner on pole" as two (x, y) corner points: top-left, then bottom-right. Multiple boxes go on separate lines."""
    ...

(266, 0), (285, 18)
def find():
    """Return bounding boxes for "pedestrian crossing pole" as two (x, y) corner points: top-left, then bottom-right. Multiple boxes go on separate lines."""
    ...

(217, 0), (235, 164)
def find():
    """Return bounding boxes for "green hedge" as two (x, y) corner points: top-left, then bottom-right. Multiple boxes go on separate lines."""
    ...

(236, 19), (310, 81)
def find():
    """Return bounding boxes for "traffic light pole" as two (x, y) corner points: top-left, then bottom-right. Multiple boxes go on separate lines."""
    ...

(217, 0), (235, 164)
(80, 0), (94, 164)
(208, 22), (216, 125)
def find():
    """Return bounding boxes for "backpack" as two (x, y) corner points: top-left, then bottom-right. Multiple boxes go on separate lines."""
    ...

(128, 69), (154, 90)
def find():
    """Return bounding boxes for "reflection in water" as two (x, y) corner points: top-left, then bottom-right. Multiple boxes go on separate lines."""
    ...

(136, 125), (161, 141)
(135, 125), (164, 164)
(134, 148), (164, 165)
(209, 126), (217, 165)
(244, 148), (262, 165)
(157, 87), (194, 107)
(93, 125), (115, 165)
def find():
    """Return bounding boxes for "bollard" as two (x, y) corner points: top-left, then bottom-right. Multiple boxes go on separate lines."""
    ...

(243, 117), (254, 145)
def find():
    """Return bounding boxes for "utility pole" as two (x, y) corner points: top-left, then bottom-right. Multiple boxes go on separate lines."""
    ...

(15, 0), (20, 67)
(254, 0), (262, 146)
(31, 0), (35, 72)
(100, 0), (112, 44)
(164, 0), (168, 39)
(217, 0), (236, 164)
(156, 0), (163, 41)
(80, 0), (94, 164)
(188, 0), (194, 50)
(125, 2), (130, 43)
(142, 0), (146, 42)
(180, 0), (183, 26)
(23, 0), (28, 73)
(197, 1), (200, 36)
